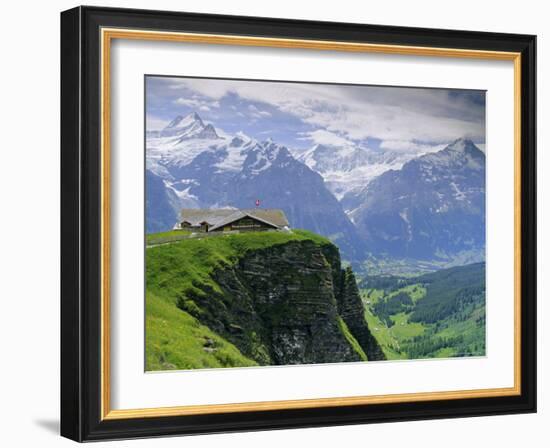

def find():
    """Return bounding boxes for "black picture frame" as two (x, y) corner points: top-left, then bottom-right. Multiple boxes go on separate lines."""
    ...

(61, 5), (536, 442)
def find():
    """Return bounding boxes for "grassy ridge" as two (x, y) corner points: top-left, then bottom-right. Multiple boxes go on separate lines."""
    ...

(145, 229), (332, 371)
(146, 229), (331, 305)
(146, 229), (191, 245)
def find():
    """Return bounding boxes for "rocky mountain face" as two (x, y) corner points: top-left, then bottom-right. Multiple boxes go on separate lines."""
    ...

(352, 138), (486, 262)
(147, 112), (221, 140)
(178, 239), (385, 364)
(297, 143), (415, 210)
(145, 169), (179, 234)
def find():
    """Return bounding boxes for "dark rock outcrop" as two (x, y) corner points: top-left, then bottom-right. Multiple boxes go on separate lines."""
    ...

(178, 239), (385, 365)
(337, 267), (386, 361)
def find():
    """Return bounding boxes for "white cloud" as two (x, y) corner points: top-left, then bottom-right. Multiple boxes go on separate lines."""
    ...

(174, 96), (220, 110)
(163, 77), (485, 145)
(174, 97), (202, 108)
(379, 140), (447, 154)
(146, 114), (169, 131)
(300, 129), (353, 147)
(168, 78), (231, 99)
(247, 104), (272, 118)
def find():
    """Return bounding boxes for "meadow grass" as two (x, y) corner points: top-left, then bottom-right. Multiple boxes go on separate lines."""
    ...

(362, 305), (405, 359)
(146, 292), (257, 370)
(361, 286), (427, 360)
(390, 312), (426, 340)
(146, 229), (192, 245)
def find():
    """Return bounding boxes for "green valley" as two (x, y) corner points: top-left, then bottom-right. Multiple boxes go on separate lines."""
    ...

(360, 262), (486, 360)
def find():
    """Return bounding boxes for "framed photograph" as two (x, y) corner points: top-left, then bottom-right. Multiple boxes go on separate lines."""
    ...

(60, 6), (536, 442)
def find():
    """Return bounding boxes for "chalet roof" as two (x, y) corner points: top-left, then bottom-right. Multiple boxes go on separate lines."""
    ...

(242, 209), (289, 228)
(208, 211), (246, 232)
(179, 208), (289, 231)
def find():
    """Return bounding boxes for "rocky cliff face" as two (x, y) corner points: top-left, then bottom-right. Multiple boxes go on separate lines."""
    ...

(337, 266), (386, 361)
(177, 239), (385, 365)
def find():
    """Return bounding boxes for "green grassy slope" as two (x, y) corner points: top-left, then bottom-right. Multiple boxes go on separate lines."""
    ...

(361, 263), (486, 360)
(362, 284), (427, 359)
(145, 229), (333, 371)
(146, 292), (257, 370)
(146, 229), (191, 245)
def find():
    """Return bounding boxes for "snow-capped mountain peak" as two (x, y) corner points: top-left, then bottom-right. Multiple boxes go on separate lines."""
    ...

(165, 112), (204, 130)
(295, 142), (414, 205)
(146, 112), (227, 175)
(157, 111), (222, 140)
(229, 138), (287, 176)
(445, 138), (479, 154)
(177, 122), (220, 141)
(420, 138), (484, 172)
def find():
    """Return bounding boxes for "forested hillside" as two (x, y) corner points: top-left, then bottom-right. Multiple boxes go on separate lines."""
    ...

(361, 263), (485, 359)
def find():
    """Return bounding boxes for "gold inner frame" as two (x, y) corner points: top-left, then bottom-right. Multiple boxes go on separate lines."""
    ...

(100, 27), (522, 420)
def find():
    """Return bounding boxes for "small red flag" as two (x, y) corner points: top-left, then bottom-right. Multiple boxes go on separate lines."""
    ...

(255, 199), (260, 207)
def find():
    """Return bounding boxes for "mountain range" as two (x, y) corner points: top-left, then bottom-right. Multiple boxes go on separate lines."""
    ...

(353, 138), (486, 262)
(297, 142), (419, 214)
(146, 112), (486, 268)
(146, 112), (366, 260)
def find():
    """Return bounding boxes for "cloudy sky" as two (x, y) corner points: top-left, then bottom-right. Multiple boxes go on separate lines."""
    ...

(146, 75), (485, 153)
